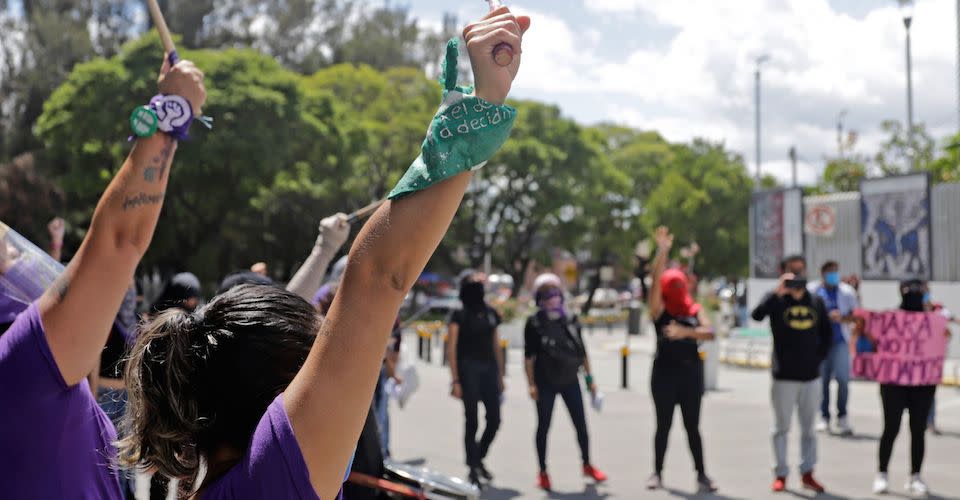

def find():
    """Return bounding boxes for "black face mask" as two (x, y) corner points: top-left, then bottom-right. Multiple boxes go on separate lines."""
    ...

(460, 281), (486, 308)
(901, 291), (925, 312)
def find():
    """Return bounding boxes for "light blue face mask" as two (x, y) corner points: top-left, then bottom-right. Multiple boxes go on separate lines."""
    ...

(824, 271), (841, 287)
(923, 292), (931, 304)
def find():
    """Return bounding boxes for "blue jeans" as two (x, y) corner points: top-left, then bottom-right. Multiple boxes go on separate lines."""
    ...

(374, 368), (391, 457)
(820, 342), (850, 419)
(97, 387), (133, 497)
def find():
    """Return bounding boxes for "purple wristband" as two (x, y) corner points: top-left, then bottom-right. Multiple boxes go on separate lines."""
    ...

(150, 94), (194, 140)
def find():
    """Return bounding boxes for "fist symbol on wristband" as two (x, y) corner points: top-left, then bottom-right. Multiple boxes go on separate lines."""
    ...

(155, 95), (192, 132)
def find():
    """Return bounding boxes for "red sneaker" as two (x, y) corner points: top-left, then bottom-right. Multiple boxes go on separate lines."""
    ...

(583, 464), (608, 483)
(801, 472), (825, 493)
(771, 477), (787, 492)
(537, 472), (552, 491)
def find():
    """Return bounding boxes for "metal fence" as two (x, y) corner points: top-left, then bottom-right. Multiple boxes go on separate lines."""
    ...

(759, 183), (960, 282)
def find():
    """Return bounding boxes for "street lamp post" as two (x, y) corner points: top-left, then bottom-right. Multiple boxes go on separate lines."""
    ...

(754, 55), (770, 187)
(899, 0), (916, 170)
(837, 109), (847, 158)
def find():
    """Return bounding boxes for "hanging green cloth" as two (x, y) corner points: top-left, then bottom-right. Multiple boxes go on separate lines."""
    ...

(388, 38), (517, 200)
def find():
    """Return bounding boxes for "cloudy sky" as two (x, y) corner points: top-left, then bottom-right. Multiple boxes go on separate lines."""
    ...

(405, 0), (959, 185)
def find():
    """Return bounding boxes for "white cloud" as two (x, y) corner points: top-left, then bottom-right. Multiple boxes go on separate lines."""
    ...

(506, 0), (960, 186)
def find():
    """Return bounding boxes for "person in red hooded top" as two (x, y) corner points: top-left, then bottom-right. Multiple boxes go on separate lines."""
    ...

(646, 227), (717, 493)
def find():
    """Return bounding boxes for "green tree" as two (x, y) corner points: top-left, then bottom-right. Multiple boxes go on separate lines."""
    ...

(445, 101), (627, 290)
(924, 132), (960, 184)
(0, 152), (65, 248)
(640, 140), (753, 278)
(35, 34), (344, 283)
(873, 119), (935, 175)
(302, 63), (438, 204)
(820, 158), (867, 193)
(338, 4), (425, 71)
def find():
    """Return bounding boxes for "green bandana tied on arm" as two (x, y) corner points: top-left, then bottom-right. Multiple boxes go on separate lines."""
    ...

(388, 38), (518, 200)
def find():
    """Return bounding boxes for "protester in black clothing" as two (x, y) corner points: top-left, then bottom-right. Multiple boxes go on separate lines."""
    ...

(752, 255), (832, 494)
(524, 273), (607, 491)
(447, 271), (504, 487)
(872, 280), (945, 496)
(645, 227), (717, 492)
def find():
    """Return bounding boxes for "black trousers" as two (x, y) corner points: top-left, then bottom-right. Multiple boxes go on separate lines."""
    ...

(651, 358), (706, 475)
(460, 359), (502, 468)
(879, 384), (936, 474)
(535, 379), (590, 472)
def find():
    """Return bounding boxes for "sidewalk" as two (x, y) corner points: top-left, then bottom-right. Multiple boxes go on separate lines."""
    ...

(390, 325), (960, 499)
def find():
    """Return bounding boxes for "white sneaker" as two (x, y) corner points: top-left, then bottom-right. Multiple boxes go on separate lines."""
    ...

(836, 416), (854, 436)
(872, 473), (889, 494)
(816, 418), (829, 433)
(906, 475), (928, 496)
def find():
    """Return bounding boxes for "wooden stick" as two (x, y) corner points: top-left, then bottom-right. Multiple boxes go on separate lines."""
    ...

(347, 199), (386, 224)
(146, 0), (179, 64)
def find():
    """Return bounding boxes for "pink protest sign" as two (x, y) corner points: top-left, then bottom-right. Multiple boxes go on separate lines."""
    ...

(852, 309), (949, 386)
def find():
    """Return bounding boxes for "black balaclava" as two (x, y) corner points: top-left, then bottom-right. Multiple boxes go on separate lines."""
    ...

(459, 279), (486, 309)
(900, 279), (926, 312)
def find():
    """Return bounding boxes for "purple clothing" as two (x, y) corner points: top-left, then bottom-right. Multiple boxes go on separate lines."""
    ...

(0, 304), (124, 499)
(0, 307), (344, 499)
(203, 394), (322, 499)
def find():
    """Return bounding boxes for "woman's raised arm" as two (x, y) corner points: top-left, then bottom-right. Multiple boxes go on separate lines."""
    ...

(38, 56), (206, 386)
(283, 9), (531, 498)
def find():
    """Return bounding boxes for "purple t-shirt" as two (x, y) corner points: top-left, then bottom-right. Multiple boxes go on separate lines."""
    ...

(203, 394), (323, 499)
(0, 304), (124, 499)
(0, 305), (346, 499)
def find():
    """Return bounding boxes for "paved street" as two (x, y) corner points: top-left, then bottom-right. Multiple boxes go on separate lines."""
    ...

(390, 325), (960, 500)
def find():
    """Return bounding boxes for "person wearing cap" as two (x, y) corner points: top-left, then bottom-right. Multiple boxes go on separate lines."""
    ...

(524, 273), (607, 491)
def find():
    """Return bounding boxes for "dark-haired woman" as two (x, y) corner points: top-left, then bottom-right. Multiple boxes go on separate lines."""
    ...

(645, 226), (717, 492)
(143, 272), (203, 498)
(524, 273), (607, 491)
(0, 10), (527, 497)
(872, 280), (949, 496)
(447, 271), (504, 486)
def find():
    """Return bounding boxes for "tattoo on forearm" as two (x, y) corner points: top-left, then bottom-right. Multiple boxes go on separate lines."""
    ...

(122, 192), (165, 211)
(143, 136), (175, 183)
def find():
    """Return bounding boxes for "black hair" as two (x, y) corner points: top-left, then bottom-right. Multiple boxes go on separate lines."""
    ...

(780, 254), (806, 273)
(820, 260), (839, 274)
(899, 279), (926, 312)
(119, 284), (318, 493)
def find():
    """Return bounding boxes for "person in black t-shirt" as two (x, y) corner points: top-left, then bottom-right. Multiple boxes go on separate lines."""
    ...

(447, 271), (503, 487)
(645, 227), (717, 492)
(752, 255), (832, 494)
(524, 273), (607, 491)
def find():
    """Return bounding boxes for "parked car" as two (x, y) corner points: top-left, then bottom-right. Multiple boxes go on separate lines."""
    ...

(427, 291), (462, 316)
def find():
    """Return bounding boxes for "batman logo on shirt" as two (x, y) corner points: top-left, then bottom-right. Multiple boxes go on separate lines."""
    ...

(784, 306), (817, 330)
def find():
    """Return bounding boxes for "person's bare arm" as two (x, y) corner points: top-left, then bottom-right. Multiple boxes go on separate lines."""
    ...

(282, 10), (530, 498)
(286, 214), (350, 301)
(47, 217), (65, 262)
(525, 358), (537, 400)
(493, 328), (504, 382)
(384, 350), (399, 379)
(664, 309), (716, 342)
(648, 226), (674, 320)
(38, 59), (206, 386)
(447, 322), (461, 398)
